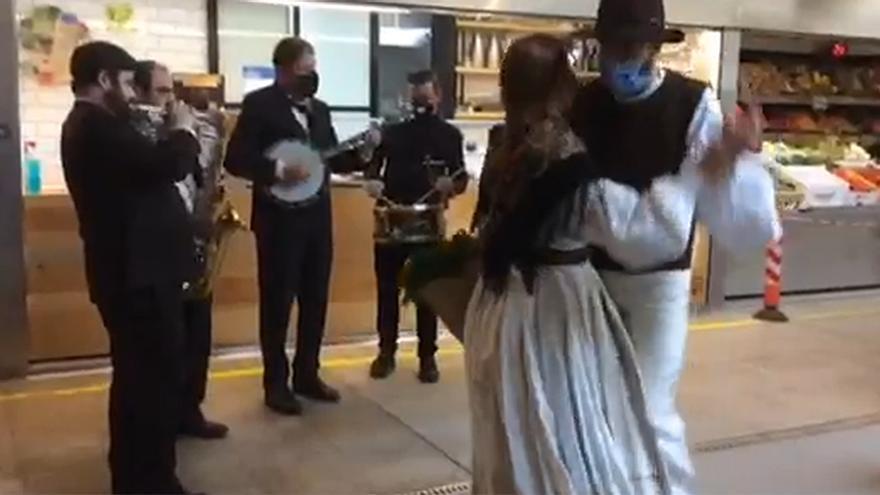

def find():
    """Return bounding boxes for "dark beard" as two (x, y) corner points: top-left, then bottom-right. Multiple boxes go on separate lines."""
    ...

(103, 85), (132, 119)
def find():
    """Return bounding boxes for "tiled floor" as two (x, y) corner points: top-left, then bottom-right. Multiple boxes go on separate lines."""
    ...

(2, 291), (880, 494)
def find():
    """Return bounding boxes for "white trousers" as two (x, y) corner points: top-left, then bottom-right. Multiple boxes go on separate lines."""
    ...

(600, 270), (694, 495)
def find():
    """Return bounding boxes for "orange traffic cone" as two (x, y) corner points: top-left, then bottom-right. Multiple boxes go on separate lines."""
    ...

(753, 237), (788, 323)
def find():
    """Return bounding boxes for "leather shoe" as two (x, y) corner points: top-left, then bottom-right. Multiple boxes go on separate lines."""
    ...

(264, 388), (303, 416)
(369, 353), (396, 379)
(179, 419), (229, 440)
(418, 357), (440, 384)
(294, 378), (341, 403)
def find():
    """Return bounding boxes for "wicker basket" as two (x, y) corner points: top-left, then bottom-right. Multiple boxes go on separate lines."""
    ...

(413, 260), (480, 343)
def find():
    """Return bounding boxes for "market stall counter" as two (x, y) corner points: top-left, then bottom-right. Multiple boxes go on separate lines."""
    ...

(725, 205), (880, 298)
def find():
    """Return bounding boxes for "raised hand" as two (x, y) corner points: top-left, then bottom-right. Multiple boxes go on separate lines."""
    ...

(278, 161), (311, 184)
(703, 102), (764, 183)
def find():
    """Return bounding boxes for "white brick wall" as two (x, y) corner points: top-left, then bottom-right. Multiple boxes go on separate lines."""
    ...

(16, 0), (208, 193)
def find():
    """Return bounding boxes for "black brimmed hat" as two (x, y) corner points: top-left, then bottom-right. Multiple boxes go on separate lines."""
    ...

(573, 0), (685, 44)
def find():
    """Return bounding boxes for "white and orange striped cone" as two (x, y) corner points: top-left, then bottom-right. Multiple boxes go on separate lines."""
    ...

(753, 237), (789, 322)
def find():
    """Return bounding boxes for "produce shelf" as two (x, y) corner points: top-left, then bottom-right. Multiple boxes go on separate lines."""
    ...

(752, 95), (880, 108)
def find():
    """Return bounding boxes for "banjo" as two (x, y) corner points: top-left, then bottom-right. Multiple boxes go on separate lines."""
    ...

(264, 123), (380, 209)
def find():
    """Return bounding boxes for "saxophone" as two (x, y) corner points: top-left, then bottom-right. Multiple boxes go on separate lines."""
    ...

(188, 106), (246, 299)
(130, 103), (246, 299)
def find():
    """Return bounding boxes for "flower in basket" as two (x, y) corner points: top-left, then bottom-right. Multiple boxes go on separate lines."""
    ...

(399, 231), (480, 342)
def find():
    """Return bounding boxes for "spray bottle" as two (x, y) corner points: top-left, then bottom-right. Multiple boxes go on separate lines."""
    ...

(24, 141), (42, 195)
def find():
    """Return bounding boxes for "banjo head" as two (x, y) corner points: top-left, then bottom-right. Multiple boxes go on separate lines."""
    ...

(265, 139), (326, 204)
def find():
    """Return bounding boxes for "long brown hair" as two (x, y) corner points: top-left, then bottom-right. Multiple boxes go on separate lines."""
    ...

(480, 34), (588, 295)
(485, 33), (579, 216)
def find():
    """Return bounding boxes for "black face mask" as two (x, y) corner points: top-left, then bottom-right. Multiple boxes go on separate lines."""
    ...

(290, 71), (319, 99)
(411, 100), (434, 117)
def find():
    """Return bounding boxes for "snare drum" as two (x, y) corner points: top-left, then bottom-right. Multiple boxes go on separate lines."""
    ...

(373, 203), (445, 244)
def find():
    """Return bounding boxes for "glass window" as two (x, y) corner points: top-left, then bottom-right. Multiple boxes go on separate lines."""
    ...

(218, 0), (293, 103)
(299, 6), (371, 108)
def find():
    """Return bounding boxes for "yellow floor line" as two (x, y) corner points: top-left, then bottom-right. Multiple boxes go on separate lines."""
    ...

(2, 306), (878, 403)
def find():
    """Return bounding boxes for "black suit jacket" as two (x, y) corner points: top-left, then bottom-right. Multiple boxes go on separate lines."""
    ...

(367, 115), (466, 205)
(61, 101), (199, 304)
(224, 84), (361, 228)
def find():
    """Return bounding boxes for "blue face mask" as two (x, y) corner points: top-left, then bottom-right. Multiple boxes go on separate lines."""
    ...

(602, 59), (656, 100)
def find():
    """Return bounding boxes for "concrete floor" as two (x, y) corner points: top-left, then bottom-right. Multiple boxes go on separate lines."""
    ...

(2, 291), (880, 494)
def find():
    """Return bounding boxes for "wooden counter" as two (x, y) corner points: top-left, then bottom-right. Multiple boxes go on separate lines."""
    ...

(23, 179), (710, 361)
(24, 182), (477, 362)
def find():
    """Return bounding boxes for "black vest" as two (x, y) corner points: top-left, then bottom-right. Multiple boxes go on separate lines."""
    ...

(571, 71), (706, 273)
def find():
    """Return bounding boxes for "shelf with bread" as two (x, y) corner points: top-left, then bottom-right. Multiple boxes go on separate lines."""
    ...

(739, 54), (880, 143)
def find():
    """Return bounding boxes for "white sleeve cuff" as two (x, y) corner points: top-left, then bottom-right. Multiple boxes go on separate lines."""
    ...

(697, 152), (780, 252)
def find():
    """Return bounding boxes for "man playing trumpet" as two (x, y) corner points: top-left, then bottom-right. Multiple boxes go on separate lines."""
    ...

(132, 60), (229, 439)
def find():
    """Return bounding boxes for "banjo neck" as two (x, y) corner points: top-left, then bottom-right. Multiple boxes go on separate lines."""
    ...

(318, 124), (382, 161)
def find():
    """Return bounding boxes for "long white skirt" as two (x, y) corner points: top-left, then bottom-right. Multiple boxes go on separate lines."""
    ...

(464, 263), (669, 495)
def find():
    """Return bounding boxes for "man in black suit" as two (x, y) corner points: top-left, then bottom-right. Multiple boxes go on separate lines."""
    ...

(132, 60), (229, 440)
(61, 42), (199, 494)
(224, 37), (367, 415)
(364, 70), (467, 383)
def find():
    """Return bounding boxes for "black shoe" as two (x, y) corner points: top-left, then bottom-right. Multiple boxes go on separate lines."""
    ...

(264, 388), (303, 416)
(294, 378), (341, 403)
(179, 419), (230, 440)
(369, 353), (396, 379)
(418, 357), (440, 384)
(169, 479), (203, 495)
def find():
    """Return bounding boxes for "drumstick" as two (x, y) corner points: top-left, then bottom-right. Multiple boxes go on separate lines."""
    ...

(414, 168), (468, 204)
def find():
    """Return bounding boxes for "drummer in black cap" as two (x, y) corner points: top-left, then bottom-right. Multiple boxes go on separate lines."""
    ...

(570, 0), (779, 493)
(364, 70), (467, 384)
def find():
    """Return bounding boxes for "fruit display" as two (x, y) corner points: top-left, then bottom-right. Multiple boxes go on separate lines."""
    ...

(764, 159), (806, 210)
(740, 63), (790, 95)
(840, 142), (872, 163)
(741, 60), (880, 98)
(784, 165), (854, 208)
(763, 141), (828, 165)
(741, 54), (880, 142)
(766, 111), (819, 132)
(833, 167), (877, 192)
(830, 167), (880, 205)
(763, 138), (872, 165)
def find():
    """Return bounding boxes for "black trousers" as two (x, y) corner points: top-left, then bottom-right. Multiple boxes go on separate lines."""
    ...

(255, 202), (332, 393)
(181, 295), (212, 424)
(374, 243), (438, 359)
(96, 286), (185, 495)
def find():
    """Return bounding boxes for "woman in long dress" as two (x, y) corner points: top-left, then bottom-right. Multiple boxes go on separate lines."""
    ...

(463, 34), (716, 495)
